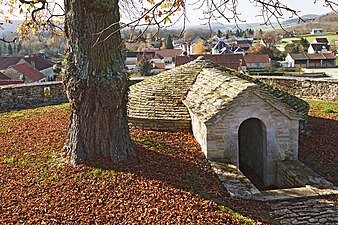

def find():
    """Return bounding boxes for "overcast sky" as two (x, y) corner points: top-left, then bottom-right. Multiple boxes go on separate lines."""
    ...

(182, 0), (333, 24)
(2, 0), (334, 25)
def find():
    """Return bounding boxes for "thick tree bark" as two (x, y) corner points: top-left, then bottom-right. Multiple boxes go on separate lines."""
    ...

(63, 0), (134, 165)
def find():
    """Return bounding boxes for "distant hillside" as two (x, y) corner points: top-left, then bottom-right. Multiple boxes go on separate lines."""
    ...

(314, 12), (338, 23)
(284, 12), (338, 33)
(281, 14), (319, 26)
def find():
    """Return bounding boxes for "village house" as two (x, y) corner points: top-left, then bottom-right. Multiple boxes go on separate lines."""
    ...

(4, 63), (46, 83)
(125, 52), (155, 70)
(20, 56), (55, 81)
(243, 54), (270, 71)
(312, 37), (330, 45)
(126, 49), (183, 72)
(285, 53), (336, 68)
(176, 54), (246, 70)
(0, 55), (55, 81)
(310, 28), (326, 35)
(0, 57), (23, 72)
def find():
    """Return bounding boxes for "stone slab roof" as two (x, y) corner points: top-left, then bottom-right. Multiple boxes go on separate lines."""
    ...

(128, 58), (309, 125)
(128, 58), (214, 121)
(184, 66), (302, 124)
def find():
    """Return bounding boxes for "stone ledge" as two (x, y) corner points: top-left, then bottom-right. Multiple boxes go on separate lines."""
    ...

(209, 159), (338, 201)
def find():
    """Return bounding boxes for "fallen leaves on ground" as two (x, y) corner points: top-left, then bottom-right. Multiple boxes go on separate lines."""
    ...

(1, 99), (336, 224)
(299, 100), (338, 185)
(0, 104), (261, 224)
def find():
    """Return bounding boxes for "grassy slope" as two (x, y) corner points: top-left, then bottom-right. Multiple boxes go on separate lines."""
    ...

(281, 33), (338, 45)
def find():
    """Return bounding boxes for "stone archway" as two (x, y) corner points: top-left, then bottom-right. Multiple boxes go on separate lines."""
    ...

(238, 118), (267, 188)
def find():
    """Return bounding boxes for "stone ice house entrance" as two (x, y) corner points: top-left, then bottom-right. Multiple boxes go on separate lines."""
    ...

(128, 58), (309, 188)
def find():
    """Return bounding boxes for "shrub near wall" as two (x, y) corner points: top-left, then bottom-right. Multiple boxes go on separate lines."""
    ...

(255, 76), (338, 100)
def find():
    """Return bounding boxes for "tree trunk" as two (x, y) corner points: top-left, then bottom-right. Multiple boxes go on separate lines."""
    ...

(63, 0), (134, 165)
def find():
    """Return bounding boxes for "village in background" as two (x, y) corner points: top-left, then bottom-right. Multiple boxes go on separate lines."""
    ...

(1, 11), (338, 85)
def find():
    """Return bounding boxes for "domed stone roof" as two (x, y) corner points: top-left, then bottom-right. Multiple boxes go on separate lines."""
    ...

(128, 58), (309, 131)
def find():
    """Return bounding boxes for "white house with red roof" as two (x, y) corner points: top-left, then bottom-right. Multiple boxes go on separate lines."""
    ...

(19, 55), (55, 81)
(4, 63), (46, 83)
(0, 55), (55, 81)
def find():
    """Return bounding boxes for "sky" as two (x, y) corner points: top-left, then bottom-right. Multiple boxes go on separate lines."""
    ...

(1, 0), (334, 26)
(182, 0), (334, 25)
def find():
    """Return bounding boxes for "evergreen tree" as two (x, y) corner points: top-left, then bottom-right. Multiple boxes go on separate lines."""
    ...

(165, 34), (173, 49)
(17, 42), (22, 54)
(217, 29), (222, 38)
(7, 44), (13, 56)
(138, 58), (152, 76)
(236, 29), (240, 37)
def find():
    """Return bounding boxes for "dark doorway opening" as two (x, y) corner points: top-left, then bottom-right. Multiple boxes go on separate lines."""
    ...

(238, 118), (267, 190)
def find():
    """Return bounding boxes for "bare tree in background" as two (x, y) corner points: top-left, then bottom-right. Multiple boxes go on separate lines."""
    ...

(0, 0), (337, 165)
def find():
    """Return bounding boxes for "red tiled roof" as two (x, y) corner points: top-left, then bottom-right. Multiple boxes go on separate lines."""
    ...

(0, 56), (24, 70)
(155, 49), (183, 58)
(323, 53), (337, 59)
(10, 63), (46, 81)
(234, 43), (251, 50)
(244, 54), (270, 63)
(289, 53), (309, 60)
(0, 71), (10, 80)
(0, 80), (24, 85)
(153, 63), (166, 69)
(176, 54), (246, 70)
(23, 55), (54, 70)
(306, 53), (326, 60)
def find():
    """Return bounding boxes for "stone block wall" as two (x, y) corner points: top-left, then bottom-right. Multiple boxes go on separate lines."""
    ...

(276, 162), (304, 188)
(276, 160), (337, 190)
(255, 76), (338, 100)
(0, 78), (144, 113)
(0, 78), (143, 112)
(128, 117), (191, 132)
(0, 81), (67, 112)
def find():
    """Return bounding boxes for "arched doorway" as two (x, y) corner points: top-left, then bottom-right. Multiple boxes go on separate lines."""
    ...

(238, 118), (267, 188)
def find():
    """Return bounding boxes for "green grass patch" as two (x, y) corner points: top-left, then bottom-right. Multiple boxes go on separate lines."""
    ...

(323, 108), (336, 113)
(219, 205), (255, 224)
(282, 33), (338, 45)
(306, 99), (338, 119)
(10, 112), (27, 118)
(2, 156), (15, 164)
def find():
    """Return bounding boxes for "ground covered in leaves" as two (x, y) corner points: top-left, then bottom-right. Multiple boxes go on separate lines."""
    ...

(0, 99), (337, 224)
(299, 100), (338, 186)
(0, 104), (261, 224)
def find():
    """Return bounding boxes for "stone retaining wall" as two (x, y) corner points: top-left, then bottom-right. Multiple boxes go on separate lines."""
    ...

(0, 78), (143, 113)
(255, 76), (338, 100)
(0, 81), (67, 112)
(128, 117), (191, 132)
(276, 160), (337, 190)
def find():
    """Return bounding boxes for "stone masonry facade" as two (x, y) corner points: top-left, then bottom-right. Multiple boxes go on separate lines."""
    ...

(191, 93), (299, 187)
